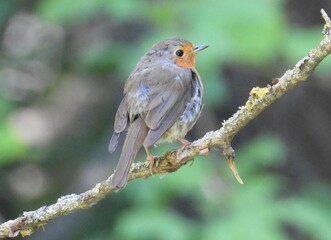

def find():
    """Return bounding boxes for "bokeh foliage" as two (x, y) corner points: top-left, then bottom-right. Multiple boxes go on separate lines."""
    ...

(0, 0), (331, 240)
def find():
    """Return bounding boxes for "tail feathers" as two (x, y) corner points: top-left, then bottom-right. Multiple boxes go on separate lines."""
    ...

(111, 117), (148, 188)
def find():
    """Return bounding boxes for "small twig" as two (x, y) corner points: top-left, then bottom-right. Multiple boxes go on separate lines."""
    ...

(1, 9), (331, 239)
(321, 9), (331, 25)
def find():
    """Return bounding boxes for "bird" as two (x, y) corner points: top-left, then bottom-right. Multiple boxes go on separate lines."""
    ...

(109, 38), (209, 188)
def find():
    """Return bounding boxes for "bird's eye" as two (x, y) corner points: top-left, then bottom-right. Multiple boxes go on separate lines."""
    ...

(175, 49), (184, 57)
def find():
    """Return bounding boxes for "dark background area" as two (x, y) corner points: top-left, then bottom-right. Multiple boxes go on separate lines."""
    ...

(0, 0), (331, 239)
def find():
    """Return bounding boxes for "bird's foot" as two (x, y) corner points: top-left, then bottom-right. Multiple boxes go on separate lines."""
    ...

(177, 138), (191, 147)
(175, 138), (191, 163)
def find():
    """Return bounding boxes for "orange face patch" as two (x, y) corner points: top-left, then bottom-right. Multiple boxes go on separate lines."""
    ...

(175, 43), (196, 69)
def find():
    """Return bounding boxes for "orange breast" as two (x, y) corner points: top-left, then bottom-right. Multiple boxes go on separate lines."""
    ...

(175, 54), (195, 69)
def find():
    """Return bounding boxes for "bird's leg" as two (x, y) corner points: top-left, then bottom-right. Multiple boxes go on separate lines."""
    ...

(227, 154), (244, 184)
(144, 146), (155, 175)
(176, 138), (192, 164)
(177, 138), (209, 155)
(177, 138), (191, 147)
(177, 137), (209, 154)
(176, 138), (209, 166)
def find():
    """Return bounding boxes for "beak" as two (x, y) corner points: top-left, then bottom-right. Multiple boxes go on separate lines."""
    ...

(194, 44), (209, 53)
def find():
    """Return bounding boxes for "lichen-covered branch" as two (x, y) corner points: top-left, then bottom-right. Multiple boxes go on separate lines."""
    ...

(1, 9), (330, 239)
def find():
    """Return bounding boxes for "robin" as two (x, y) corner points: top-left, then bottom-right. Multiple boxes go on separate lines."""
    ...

(109, 38), (208, 188)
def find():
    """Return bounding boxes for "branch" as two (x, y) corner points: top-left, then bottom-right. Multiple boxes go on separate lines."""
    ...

(1, 9), (331, 239)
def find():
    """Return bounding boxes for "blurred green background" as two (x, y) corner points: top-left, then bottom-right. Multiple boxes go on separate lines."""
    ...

(1, 0), (331, 239)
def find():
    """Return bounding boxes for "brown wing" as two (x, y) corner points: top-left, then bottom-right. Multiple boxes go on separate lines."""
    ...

(143, 70), (192, 147)
(109, 97), (128, 153)
(143, 88), (190, 147)
(113, 97), (129, 133)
